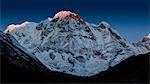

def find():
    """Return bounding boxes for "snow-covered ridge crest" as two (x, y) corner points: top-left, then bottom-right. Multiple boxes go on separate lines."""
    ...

(4, 21), (31, 32)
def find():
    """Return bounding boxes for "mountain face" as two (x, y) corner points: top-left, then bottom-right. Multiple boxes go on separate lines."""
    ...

(0, 31), (49, 72)
(3, 11), (150, 76)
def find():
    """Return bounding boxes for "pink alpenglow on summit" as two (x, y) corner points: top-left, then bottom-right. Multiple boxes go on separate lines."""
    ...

(53, 11), (80, 19)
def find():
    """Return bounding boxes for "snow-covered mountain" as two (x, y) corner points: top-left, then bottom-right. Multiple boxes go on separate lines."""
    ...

(142, 34), (150, 43)
(132, 34), (150, 54)
(4, 11), (150, 76)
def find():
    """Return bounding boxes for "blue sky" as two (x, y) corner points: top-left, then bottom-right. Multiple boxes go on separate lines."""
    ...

(1, 0), (149, 42)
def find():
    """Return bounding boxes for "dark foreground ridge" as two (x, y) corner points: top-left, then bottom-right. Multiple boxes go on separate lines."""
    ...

(1, 52), (149, 83)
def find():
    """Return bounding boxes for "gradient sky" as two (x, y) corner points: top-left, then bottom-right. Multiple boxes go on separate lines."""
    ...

(1, 0), (149, 42)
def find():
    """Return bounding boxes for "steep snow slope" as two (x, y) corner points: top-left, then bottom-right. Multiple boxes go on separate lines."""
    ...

(4, 11), (150, 76)
(0, 31), (49, 71)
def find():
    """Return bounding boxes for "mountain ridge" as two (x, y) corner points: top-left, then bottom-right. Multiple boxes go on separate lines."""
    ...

(3, 11), (150, 76)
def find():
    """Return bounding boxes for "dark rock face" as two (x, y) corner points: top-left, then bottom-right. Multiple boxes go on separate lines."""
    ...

(51, 17), (59, 22)
(49, 53), (56, 60)
(36, 23), (44, 30)
(75, 56), (86, 63)
(99, 23), (107, 29)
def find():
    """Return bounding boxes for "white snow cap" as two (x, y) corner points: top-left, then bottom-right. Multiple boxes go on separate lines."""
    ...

(53, 11), (80, 19)
(48, 17), (52, 21)
(5, 21), (31, 32)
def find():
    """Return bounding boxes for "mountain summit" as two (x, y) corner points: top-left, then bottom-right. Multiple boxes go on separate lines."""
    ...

(4, 11), (150, 76)
(53, 11), (80, 19)
(142, 34), (150, 42)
